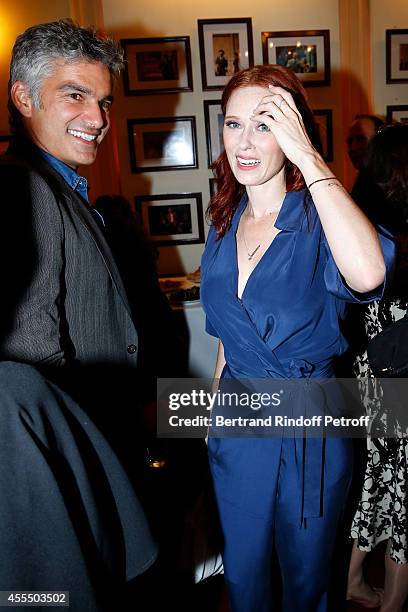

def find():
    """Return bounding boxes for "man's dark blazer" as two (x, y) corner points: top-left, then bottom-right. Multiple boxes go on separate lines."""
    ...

(0, 136), (142, 468)
(0, 361), (157, 611)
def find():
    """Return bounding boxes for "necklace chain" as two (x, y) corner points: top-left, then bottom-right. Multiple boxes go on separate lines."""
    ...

(241, 210), (278, 261)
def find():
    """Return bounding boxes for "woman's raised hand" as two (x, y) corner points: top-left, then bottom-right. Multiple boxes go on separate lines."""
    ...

(250, 85), (319, 170)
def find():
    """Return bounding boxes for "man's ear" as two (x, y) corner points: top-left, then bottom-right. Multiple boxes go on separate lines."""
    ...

(10, 81), (34, 118)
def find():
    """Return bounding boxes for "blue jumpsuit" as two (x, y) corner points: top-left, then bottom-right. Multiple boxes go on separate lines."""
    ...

(200, 190), (394, 612)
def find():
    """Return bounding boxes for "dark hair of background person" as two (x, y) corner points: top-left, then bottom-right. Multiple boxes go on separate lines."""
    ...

(354, 114), (385, 133)
(354, 124), (408, 233)
(207, 64), (321, 238)
(365, 123), (408, 209)
(365, 123), (408, 300)
(8, 18), (124, 133)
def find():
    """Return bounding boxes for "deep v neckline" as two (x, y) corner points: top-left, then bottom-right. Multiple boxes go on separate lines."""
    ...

(235, 203), (282, 301)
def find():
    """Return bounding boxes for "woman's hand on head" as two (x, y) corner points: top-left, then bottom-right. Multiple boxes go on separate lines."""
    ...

(250, 85), (319, 169)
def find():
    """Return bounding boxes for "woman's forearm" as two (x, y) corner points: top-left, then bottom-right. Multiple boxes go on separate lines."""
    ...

(301, 153), (386, 293)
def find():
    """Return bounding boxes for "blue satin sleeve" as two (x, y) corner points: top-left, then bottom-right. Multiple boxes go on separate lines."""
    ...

(205, 317), (218, 337)
(323, 226), (396, 303)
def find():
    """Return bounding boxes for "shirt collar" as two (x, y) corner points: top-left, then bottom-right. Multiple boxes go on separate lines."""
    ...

(232, 188), (311, 232)
(38, 149), (89, 202)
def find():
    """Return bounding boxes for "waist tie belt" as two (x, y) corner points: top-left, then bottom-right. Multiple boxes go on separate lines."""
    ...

(220, 359), (337, 523)
(288, 359), (335, 523)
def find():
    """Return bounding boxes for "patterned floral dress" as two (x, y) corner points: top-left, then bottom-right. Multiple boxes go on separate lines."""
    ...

(350, 298), (408, 564)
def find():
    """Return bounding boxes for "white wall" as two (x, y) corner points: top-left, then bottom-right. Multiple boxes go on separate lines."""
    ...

(103, 0), (341, 275)
(371, 0), (408, 120)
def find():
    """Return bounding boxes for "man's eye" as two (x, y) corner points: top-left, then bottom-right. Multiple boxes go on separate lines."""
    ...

(69, 93), (82, 101)
(101, 101), (112, 112)
(225, 120), (240, 129)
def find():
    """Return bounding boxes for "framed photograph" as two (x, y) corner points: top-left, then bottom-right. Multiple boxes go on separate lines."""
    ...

(0, 135), (11, 155)
(127, 116), (198, 173)
(262, 30), (330, 87)
(313, 109), (333, 162)
(204, 100), (224, 167)
(386, 105), (408, 124)
(121, 36), (193, 95)
(386, 29), (408, 84)
(198, 18), (254, 91)
(134, 193), (204, 246)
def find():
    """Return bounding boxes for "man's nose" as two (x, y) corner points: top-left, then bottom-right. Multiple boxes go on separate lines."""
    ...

(85, 102), (106, 130)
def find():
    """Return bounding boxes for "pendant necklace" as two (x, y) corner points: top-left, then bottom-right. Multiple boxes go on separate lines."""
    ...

(241, 210), (278, 261)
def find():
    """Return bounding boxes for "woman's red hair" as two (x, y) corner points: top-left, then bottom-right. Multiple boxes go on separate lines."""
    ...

(207, 64), (321, 238)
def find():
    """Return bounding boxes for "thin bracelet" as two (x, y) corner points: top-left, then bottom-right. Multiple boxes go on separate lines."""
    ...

(307, 176), (337, 190)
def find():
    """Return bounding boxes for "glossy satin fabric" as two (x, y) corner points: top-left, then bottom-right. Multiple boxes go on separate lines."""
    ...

(201, 189), (394, 520)
(200, 189), (395, 611)
(201, 190), (394, 379)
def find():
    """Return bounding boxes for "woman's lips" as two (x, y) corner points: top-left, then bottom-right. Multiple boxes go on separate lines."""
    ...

(236, 156), (261, 170)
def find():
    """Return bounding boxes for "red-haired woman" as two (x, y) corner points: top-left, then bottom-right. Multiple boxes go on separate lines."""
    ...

(200, 65), (394, 612)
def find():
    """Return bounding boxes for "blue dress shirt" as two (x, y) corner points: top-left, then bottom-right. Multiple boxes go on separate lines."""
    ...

(38, 149), (105, 228)
(38, 149), (89, 202)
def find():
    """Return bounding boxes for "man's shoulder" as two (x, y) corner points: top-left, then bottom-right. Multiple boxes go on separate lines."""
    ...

(0, 149), (66, 202)
(0, 150), (31, 174)
(0, 149), (45, 181)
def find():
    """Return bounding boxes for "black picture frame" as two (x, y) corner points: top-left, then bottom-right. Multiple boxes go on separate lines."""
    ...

(127, 116), (198, 173)
(386, 104), (408, 124)
(134, 193), (204, 246)
(262, 29), (331, 87)
(121, 36), (193, 95)
(198, 18), (254, 91)
(386, 29), (408, 84)
(203, 100), (224, 167)
(313, 109), (333, 162)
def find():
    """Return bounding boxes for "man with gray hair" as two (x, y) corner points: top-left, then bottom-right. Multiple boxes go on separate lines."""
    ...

(0, 19), (158, 609)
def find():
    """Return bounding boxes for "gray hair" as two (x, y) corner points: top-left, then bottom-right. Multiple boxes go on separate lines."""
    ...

(9, 19), (124, 131)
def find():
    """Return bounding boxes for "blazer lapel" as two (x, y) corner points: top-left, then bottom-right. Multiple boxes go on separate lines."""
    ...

(67, 191), (133, 319)
(8, 137), (133, 319)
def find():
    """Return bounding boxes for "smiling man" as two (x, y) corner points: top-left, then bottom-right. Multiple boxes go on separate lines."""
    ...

(2, 18), (142, 443)
(17, 59), (113, 167)
(0, 20), (158, 602)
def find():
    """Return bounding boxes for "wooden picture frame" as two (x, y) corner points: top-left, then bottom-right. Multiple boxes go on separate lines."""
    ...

(134, 193), (204, 246)
(198, 18), (254, 91)
(313, 109), (333, 162)
(262, 29), (331, 87)
(121, 36), (193, 95)
(386, 29), (408, 84)
(127, 116), (198, 173)
(204, 100), (224, 167)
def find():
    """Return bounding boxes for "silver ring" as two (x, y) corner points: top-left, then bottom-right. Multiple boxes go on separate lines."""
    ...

(278, 98), (285, 109)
